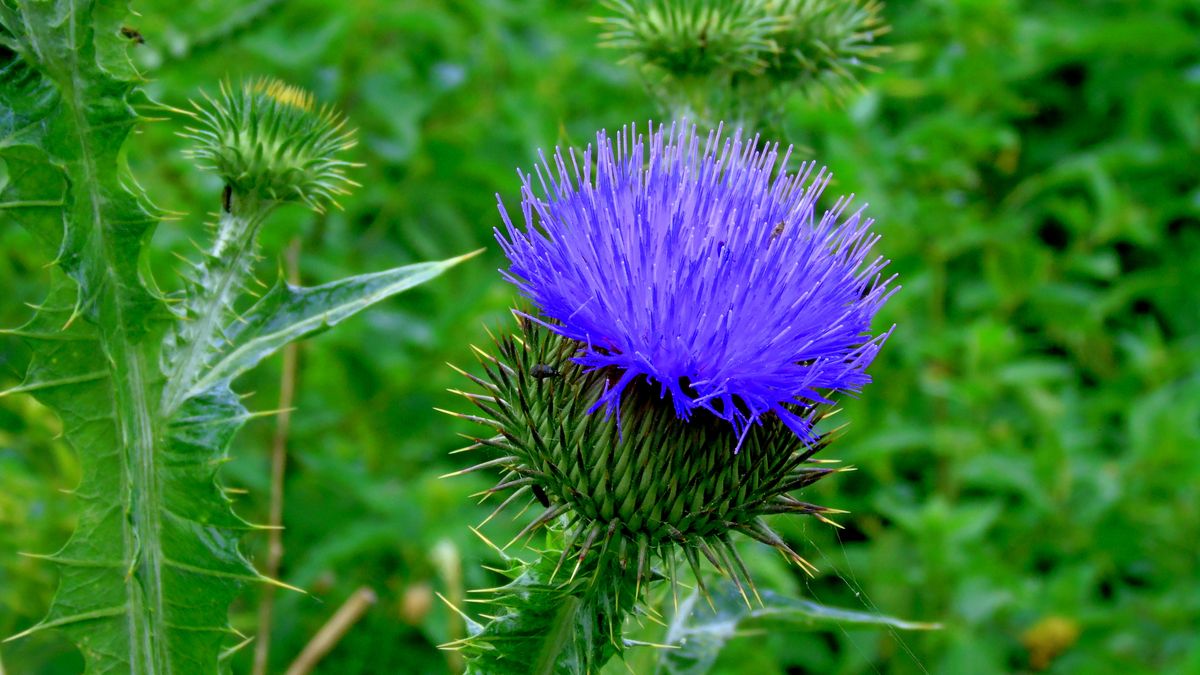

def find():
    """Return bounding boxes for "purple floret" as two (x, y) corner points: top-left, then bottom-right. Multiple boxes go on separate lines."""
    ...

(496, 122), (896, 444)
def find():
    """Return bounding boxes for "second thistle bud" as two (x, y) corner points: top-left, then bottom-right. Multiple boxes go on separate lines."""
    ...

(183, 78), (359, 211)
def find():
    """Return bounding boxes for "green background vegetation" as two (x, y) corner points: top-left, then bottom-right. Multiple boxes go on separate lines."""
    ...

(2, 0), (1197, 672)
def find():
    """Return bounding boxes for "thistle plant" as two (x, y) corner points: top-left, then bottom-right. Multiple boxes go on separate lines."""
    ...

(447, 123), (902, 673)
(0, 2), (470, 671)
(598, 0), (889, 129)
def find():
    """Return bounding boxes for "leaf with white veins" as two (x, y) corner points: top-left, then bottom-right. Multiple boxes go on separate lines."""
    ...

(185, 251), (481, 404)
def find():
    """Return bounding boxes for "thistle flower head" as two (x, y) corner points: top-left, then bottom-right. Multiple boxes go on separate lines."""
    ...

(183, 78), (359, 211)
(496, 122), (895, 444)
(452, 122), (896, 607)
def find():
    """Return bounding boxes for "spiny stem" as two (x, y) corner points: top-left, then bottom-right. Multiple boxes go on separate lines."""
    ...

(163, 190), (274, 412)
(252, 237), (302, 675)
(457, 544), (641, 674)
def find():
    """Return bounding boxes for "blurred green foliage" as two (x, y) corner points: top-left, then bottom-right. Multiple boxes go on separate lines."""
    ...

(2, 0), (1197, 673)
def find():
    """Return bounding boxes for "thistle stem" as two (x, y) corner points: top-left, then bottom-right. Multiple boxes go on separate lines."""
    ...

(461, 543), (641, 674)
(163, 191), (274, 412)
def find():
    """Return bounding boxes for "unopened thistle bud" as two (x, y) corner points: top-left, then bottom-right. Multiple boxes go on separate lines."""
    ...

(598, 0), (890, 124)
(453, 122), (896, 598)
(763, 0), (890, 98)
(599, 0), (778, 78)
(182, 78), (359, 211)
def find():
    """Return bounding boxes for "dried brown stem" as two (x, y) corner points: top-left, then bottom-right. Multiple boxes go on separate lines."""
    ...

(284, 587), (378, 675)
(252, 237), (302, 675)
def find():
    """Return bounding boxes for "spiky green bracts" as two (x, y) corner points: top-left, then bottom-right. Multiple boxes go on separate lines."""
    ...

(763, 0), (889, 97)
(452, 317), (849, 596)
(598, 0), (890, 127)
(181, 78), (359, 212)
(599, 0), (779, 79)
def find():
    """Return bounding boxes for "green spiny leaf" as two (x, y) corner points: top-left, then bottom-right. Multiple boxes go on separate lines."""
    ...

(657, 579), (939, 674)
(450, 530), (641, 675)
(1, 3), (476, 672)
(184, 250), (480, 402)
(1, 2), (185, 671)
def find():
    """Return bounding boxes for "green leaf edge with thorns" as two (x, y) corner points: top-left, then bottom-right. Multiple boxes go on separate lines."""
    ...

(0, 1), (473, 672)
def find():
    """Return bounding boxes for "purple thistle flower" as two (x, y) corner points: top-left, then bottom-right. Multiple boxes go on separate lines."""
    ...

(496, 122), (896, 444)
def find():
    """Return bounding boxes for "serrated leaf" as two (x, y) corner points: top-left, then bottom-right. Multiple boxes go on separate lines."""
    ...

(0, 3), (472, 672)
(657, 580), (940, 674)
(0, 144), (67, 252)
(1, 1), (184, 671)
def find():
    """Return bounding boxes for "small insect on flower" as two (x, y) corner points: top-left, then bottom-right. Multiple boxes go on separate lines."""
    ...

(530, 363), (560, 379)
(449, 121), (897, 601)
(181, 78), (361, 212)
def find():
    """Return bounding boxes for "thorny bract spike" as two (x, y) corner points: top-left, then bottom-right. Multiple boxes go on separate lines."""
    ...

(452, 317), (852, 595)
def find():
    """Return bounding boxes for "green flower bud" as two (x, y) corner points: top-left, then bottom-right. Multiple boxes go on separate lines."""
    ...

(763, 0), (890, 98)
(451, 317), (848, 598)
(597, 0), (890, 125)
(183, 78), (359, 211)
(599, 0), (778, 78)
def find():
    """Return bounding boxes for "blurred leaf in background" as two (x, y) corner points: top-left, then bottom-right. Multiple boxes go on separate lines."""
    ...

(2, 0), (1197, 673)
